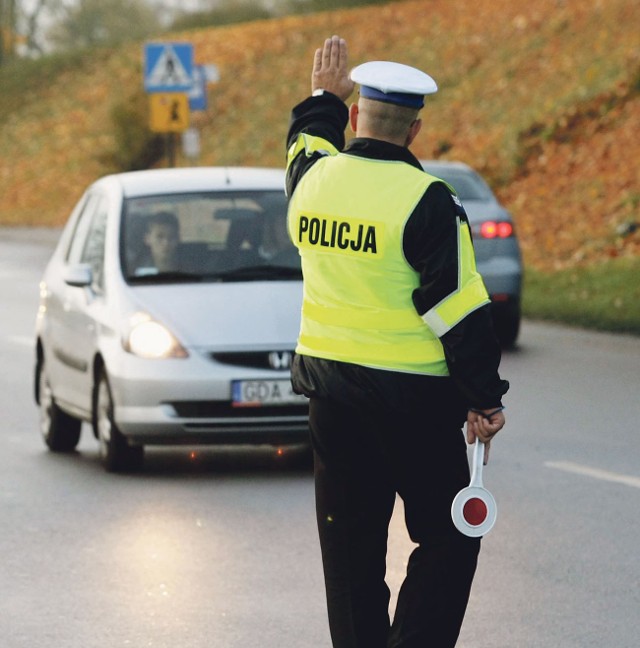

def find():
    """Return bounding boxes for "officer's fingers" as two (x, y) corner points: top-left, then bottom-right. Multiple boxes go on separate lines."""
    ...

(477, 418), (503, 443)
(337, 37), (349, 71)
(321, 37), (332, 67)
(328, 35), (343, 68)
(311, 47), (325, 92)
(465, 422), (474, 445)
(485, 414), (505, 435)
(475, 430), (494, 445)
(467, 427), (475, 445)
(466, 416), (479, 444)
(483, 442), (491, 465)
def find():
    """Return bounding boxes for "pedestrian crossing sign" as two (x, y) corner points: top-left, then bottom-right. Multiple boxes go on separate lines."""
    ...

(144, 42), (193, 93)
(149, 93), (190, 133)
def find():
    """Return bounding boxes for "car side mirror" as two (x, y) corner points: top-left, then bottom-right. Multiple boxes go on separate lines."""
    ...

(64, 263), (93, 288)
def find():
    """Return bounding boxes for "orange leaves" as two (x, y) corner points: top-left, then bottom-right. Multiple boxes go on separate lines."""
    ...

(0, 0), (638, 270)
(501, 89), (640, 271)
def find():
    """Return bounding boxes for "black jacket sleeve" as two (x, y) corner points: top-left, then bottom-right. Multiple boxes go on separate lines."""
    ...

(403, 182), (509, 408)
(285, 93), (349, 197)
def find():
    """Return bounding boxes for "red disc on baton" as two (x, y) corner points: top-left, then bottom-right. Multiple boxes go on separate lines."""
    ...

(451, 439), (497, 537)
(463, 497), (488, 526)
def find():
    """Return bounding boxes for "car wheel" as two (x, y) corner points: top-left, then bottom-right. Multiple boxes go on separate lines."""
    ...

(95, 370), (144, 473)
(38, 358), (82, 452)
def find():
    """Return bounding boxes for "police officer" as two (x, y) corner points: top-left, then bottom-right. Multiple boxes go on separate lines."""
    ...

(286, 36), (509, 648)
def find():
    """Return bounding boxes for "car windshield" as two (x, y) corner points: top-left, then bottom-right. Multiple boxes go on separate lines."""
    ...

(121, 190), (301, 283)
(422, 166), (494, 202)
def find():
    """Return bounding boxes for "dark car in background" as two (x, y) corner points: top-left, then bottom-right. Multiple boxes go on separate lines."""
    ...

(421, 160), (523, 347)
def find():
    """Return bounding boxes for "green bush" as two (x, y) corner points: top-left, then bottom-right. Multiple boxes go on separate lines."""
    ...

(523, 257), (640, 335)
(0, 49), (94, 119)
(170, 3), (272, 30)
(105, 91), (164, 172)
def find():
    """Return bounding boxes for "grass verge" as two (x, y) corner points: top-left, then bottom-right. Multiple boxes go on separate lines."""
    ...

(523, 257), (640, 336)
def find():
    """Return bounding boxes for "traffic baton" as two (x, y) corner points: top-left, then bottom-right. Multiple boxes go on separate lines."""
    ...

(451, 438), (497, 537)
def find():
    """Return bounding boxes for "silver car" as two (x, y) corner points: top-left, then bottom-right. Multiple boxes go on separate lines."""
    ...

(35, 167), (308, 472)
(421, 160), (523, 347)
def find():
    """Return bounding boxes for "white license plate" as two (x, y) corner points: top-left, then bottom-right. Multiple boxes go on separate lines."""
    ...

(231, 379), (307, 407)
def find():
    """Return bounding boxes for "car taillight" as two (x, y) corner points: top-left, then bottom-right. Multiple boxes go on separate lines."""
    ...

(479, 221), (513, 239)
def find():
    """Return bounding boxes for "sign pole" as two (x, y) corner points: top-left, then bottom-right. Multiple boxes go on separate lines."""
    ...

(143, 42), (194, 167)
(167, 133), (177, 168)
(143, 43), (219, 168)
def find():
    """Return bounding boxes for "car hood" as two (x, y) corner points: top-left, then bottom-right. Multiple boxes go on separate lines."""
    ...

(130, 281), (303, 349)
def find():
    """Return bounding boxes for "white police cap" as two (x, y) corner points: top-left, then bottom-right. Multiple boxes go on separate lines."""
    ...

(350, 61), (438, 108)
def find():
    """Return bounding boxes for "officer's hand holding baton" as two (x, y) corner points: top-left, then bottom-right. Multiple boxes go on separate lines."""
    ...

(311, 35), (355, 101)
(466, 407), (505, 464)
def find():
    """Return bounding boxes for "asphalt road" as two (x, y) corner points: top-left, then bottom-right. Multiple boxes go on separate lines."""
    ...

(1, 227), (639, 647)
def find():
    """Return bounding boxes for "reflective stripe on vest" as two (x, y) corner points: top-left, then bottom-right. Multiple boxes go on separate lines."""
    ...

(421, 216), (490, 335)
(287, 133), (339, 169)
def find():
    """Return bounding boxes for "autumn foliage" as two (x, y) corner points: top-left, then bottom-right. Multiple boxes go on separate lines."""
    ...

(0, 0), (638, 272)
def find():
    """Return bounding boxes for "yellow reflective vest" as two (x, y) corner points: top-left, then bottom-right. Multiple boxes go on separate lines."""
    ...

(287, 137), (490, 376)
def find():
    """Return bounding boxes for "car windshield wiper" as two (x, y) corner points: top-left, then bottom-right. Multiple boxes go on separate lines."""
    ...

(207, 265), (303, 282)
(128, 270), (204, 284)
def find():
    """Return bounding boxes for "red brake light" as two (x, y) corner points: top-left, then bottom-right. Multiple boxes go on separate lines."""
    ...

(497, 222), (513, 238)
(480, 221), (497, 238)
(479, 221), (513, 239)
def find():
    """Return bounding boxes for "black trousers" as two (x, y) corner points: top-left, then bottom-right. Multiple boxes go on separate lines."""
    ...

(307, 372), (481, 648)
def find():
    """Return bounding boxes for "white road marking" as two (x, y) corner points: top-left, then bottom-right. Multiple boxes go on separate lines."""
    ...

(545, 461), (640, 489)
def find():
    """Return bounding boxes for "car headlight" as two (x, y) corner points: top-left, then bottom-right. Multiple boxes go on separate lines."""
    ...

(123, 313), (188, 359)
